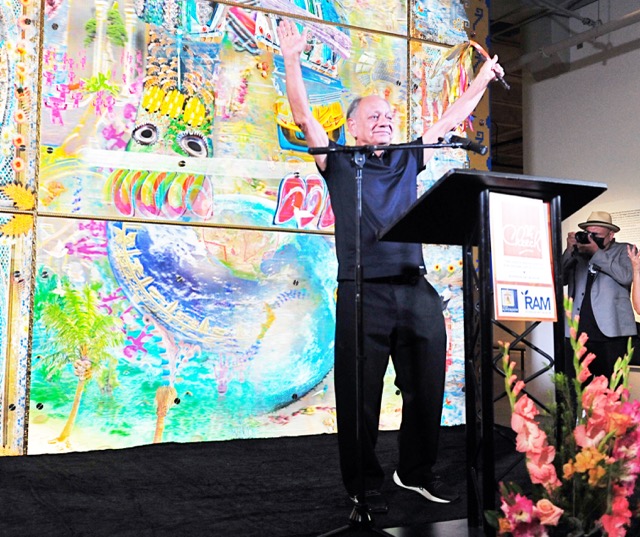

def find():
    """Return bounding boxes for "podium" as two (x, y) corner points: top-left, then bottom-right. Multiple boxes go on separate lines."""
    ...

(379, 169), (606, 533)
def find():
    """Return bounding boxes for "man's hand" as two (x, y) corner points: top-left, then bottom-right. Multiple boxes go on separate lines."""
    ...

(567, 231), (598, 256)
(277, 19), (308, 62)
(275, 18), (329, 169)
(476, 55), (505, 89)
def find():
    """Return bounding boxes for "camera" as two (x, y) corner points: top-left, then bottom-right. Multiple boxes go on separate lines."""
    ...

(575, 231), (591, 244)
(574, 231), (605, 249)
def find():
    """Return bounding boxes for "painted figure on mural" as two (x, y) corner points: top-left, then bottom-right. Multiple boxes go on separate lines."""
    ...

(276, 18), (504, 513)
(562, 211), (637, 381)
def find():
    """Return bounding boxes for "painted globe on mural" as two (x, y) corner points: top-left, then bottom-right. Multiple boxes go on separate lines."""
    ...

(106, 195), (337, 417)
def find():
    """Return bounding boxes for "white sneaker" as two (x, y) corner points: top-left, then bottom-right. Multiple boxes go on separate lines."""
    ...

(392, 471), (459, 504)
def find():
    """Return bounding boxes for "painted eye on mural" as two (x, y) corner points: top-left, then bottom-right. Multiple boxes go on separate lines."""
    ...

(132, 123), (159, 146)
(178, 134), (209, 158)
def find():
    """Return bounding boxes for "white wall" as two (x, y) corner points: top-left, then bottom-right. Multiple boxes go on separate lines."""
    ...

(521, 0), (640, 396)
(524, 0), (640, 233)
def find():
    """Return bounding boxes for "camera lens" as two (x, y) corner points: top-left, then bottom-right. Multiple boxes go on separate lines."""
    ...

(575, 231), (590, 244)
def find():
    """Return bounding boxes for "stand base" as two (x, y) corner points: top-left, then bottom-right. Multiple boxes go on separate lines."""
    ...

(385, 518), (484, 536)
(318, 505), (394, 536)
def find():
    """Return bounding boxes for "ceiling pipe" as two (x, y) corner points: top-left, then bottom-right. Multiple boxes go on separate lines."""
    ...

(530, 0), (599, 27)
(504, 7), (640, 70)
(491, 0), (598, 41)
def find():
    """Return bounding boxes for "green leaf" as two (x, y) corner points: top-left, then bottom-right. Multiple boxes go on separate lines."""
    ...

(483, 509), (500, 529)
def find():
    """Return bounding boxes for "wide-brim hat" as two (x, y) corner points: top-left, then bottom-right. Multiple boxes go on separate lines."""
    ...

(578, 211), (620, 232)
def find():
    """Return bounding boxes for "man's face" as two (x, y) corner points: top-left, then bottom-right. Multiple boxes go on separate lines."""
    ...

(584, 225), (615, 249)
(347, 96), (395, 146)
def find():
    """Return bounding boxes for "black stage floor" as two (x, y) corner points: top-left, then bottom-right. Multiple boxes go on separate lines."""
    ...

(0, 426), (520, 536)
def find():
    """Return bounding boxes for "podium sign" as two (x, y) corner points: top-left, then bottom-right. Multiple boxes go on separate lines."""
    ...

(489, 193), (557, 322)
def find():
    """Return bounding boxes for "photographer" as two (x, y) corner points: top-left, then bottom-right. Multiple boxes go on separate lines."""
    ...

(562, 211), (636, 380)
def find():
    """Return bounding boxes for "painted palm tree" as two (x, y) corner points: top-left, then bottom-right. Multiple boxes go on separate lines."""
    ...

(37, 277), (124, 444)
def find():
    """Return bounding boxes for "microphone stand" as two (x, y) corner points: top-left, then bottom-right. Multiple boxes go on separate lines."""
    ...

(311, 139), (479, 536)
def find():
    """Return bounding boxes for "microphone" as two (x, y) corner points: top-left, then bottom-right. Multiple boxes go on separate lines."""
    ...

(494, 74), (511, 91)
(442, 132), (488, 155)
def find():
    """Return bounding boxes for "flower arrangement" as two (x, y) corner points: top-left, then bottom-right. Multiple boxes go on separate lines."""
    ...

(486, 298), (640, 536)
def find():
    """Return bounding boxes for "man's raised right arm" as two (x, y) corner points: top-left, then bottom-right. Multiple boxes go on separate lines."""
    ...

(277, 20), (329, 171)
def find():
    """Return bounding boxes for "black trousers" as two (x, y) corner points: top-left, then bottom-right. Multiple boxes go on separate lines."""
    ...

(334, 277), (447, 495)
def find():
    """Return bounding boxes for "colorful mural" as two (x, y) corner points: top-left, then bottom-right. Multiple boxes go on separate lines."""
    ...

(29, 214), (338, 451)
(0, 0), (490, 455)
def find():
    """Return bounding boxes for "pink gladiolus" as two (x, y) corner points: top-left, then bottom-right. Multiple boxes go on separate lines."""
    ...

(534, 499), (563, 526)
(514, 420), (550, 454)
(577, 365), (592, 383)
(511, 410), (543, 439)
(620, 399), (640, 422)
(528, 445), (556, 466)
(569, 326), (577, 340)
(514, 395), (539, 421)
(527, 458), (561, 491)
(500, 316), (640, 536)
(574, 422), (607, 448)
(513, 380), (525, 396)
(582, 352), (597, 368)
(582, 376), (610, 409)
(577, 352), (597, 382)
(501, 493), (535, 524)
(600, 490), (632, 537)
(600, 513), (628, 537)
(526, 445), (560, 490)
(611, 491), (632, 517)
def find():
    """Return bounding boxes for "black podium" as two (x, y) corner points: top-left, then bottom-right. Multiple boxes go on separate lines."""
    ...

(379, 169), (606, 534)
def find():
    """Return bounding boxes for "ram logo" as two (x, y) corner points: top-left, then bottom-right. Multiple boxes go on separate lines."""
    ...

(522, 290), (552, 311)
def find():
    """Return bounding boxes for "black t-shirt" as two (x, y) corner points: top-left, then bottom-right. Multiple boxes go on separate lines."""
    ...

(318, 140), (426, 281)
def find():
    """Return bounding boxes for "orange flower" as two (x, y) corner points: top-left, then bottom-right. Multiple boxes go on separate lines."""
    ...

(574, 447), (605, 473)
(607, 412), (632, 436)
(12, 134), (25, 148)
(563, 461), (575, 479)
(15, 62), (27, 79)
(15, 40), (28, 55)
(588, 465), (606, 487)
(447, 264), (455, 272)
(14, 109), (26, 123)
(497, 517), (512, 534)
(11, 157), (25, 173)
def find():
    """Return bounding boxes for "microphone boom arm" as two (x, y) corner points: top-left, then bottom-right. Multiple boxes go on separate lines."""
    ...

(307, 139), (487, 156)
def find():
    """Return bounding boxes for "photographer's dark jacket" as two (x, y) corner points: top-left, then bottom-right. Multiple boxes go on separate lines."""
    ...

(562, 240), (636, 338)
